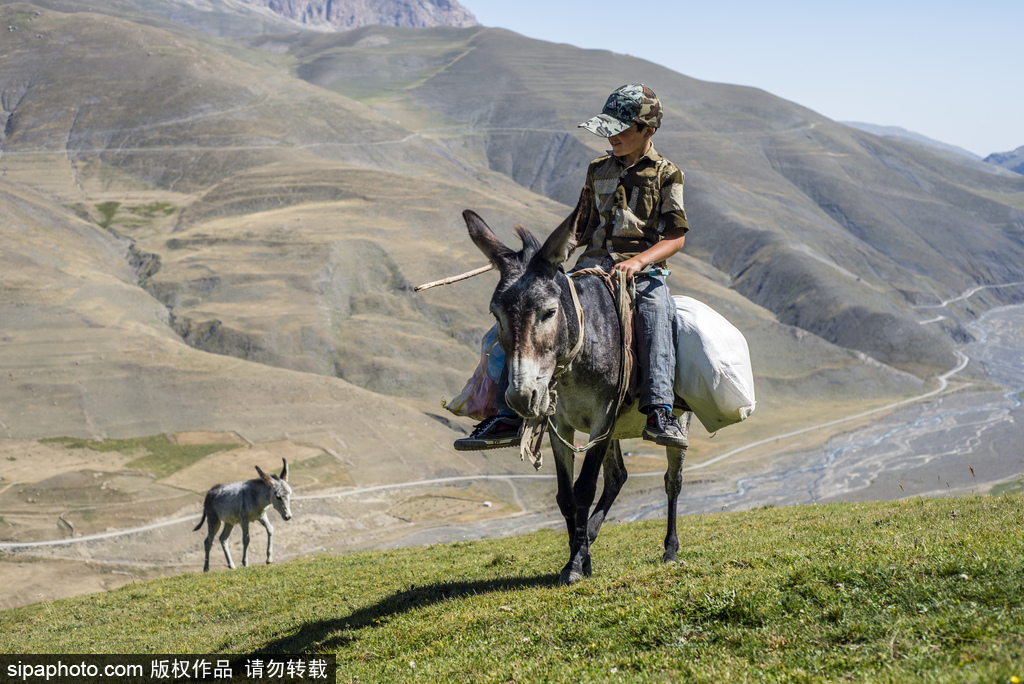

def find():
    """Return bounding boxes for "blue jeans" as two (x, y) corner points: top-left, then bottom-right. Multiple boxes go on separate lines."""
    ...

(493, 272), (676, 414)
(633, 273), (677, 411)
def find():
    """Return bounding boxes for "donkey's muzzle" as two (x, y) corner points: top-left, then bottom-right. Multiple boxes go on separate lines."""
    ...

(506, 356), (557, 418)
(505, 385), (556, 419)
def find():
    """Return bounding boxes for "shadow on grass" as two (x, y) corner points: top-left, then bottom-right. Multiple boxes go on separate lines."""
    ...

(256, 572), (559, 654)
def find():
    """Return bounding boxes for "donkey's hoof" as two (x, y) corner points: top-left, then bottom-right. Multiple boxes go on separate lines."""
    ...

(582, 554), (593, 577)
(662, 552), (678, 564)
(559, 570), (584, 586)
(559, 565), (584, 585)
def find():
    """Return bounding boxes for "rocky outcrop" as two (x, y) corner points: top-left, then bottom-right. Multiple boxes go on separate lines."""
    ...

(254, 0), (477, 30)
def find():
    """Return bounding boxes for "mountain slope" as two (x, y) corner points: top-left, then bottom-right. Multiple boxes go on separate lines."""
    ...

(276, 25), (1024, 376)
(0, 174), (466, 480)
(0, 4), (527, 474)
(0, 3), (1003, 451)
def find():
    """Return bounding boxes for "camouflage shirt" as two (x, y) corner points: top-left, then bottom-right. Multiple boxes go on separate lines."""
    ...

(573, 145), (688, 271)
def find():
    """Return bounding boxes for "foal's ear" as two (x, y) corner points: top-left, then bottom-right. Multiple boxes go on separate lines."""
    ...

(255, 465), (273, 485)
(280, 458), (289, 482)
(464, 210), (516, 271)
(539, 185), (593, 267)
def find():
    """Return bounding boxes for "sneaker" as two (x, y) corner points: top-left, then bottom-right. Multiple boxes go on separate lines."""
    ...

(454, 414), (523, 451)
(642, 406), (689, 448)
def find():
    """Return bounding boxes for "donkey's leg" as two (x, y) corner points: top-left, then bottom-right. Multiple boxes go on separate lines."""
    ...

(662, 412), (691, 562)
(663, 441), (687, 563)
(581, 440), (627, 577)
(588, 439), (628, 543)
(202, 515), (221, 572)
(562, 440), (610, 585)
(218, 523), (236, 569)
(257, 512), (275, 565)
(240, 519), (251, 568)
(549, 423), (579, 561)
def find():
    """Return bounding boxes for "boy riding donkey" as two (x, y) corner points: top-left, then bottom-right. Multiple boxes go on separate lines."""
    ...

(455, 83), (690, 451)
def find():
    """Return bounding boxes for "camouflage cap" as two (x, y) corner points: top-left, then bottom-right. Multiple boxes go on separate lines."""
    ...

(578, 84), (663, 137)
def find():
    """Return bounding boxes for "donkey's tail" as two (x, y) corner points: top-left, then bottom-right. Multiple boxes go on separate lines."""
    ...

(192, 508), (207, 531)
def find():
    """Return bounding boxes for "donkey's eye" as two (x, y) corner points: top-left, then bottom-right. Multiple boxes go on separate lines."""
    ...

(540, 308), (557, 322)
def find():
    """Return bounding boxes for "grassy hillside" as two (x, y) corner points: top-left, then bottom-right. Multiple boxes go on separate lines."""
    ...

(3, 495), (1023, 682)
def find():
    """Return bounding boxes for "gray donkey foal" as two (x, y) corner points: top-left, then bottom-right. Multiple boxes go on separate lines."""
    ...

(194, 459), (293, 571)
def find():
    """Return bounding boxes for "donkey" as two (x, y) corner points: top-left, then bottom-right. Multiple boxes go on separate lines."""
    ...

(194, 459), (293, 572)
(464, 203), (690, 585)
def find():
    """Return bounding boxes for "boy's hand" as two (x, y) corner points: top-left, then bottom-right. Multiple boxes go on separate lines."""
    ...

(612, 228), (687, 280)
(612, 258), (644, 280)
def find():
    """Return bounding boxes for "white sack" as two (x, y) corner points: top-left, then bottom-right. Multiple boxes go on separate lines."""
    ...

(673, 296), (756, 433)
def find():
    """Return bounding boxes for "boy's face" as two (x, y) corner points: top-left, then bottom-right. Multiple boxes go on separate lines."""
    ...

(607, 124), (653, 162)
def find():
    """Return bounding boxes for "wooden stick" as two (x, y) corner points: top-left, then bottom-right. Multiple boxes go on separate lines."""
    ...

(414, 263), (494, 292)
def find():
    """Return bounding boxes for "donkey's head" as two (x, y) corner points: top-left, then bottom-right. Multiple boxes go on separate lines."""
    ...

(464, 188), (592, 418)
(256, 458), (293, 521)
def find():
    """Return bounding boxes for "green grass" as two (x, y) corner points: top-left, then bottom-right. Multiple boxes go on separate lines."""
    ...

(91, 201), (176, 230)
(3, 495), (1023, 682)
(95, 201), (120, 228)
(991, 476), (1024, 496)
(40, 435), (235, 479)
(124, 202), (177, 218)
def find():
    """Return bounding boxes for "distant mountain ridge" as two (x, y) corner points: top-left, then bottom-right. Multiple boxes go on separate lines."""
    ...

(253, 0), (477, 30)
(985, 146), (1024, 175)
(21, 0), (478, 38)
(841, 122), (981, 160)
(843, 121), (1023, 177)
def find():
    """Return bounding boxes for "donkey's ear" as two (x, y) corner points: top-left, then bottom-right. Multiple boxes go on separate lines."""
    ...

(464, 210), (516, 271)
(255, 465), (273, 485)
(280, 458), (289, 482)
(539, 185), (594, 267)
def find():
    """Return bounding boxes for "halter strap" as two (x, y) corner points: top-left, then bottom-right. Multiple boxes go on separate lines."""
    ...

(552, 272), (585, 378)
(551, 269), (634, 454)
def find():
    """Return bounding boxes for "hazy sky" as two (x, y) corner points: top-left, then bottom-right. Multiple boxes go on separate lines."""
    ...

(463, 0), (1022, 157)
